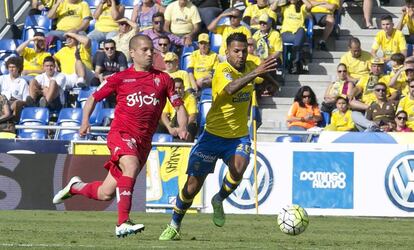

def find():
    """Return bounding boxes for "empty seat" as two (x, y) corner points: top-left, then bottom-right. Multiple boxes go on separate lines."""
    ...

(152, 133), (173, 143)
(18, 107), (50, 139)
(275, 135), (303, 143)
(55, 108), (83, 140)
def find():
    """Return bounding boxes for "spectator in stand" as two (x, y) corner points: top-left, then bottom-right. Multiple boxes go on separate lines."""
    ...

(141, 12), (185, 52)
(242, 0), (277, 30)
(363, 0), (374, 29)
(396, 0), (414, 46)
(0, 57), (28, 120)
(112, 18), (139, 62)
(47, 0), (92, 41)
(340, 37), (373, 82)
(397, 79), (414, 130)
(394, 110), (412, 132)
(371, 15), (407, 72)
(365, 82), (397, 132)
(191, 0), (222, 31)
(0, 94), (14, 134)
(382, 53), (407, 95)
(26, 56), (65, 110)
(54, 32), (94, 89)
(389, 60), (414, 98)
(159, 77), (198, 142)
(252, 14), (282, 62)
(153, 36), (172, 71)
(208, 8), (251, 58)
(187, 33), (219, 90)
(324, 96), (355, 131)
(247, 38), (262, 65)
(164, 52), (193, 90)
(29, 0), (55, 15)
(349, 58), (397, 112)
(91, 39), (128, 86)
(276, 0), (312, 74)
(309, 0), (340, 51)
(287, 86), (322, 137)
(321, 63), (354, 114)
(131, 0), (164, 31)
(87, 0), (125, 44)
(16, 32), (51, 82)
(163, 0), (201, 45)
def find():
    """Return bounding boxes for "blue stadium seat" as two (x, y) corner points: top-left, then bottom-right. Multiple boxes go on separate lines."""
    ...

(18, 107), (50, 139)
(197, 99), (212, 135)
(55, 108), (83, 140)
(152, 133), (173, 142)
(89, 108), (114, 140)
(0, 39), (22, 52)
(180, 53), (191, 70)
(89, 101), (104, 125)
(85, 0), (101, 7)
(91, 39), (100, 57)
(200, 88), (212, 101)
(22, 15), (52, 41)
(121, 0), (139, 7)
(209, 32), (222, 54)
(77, 87), (98, 107)
(275, 135), (303, 143)
(318, 111), (331, 127)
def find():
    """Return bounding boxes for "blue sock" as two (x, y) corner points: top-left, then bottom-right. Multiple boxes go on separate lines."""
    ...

(215, 172), (241, 202)
(171, 191), (193, 229)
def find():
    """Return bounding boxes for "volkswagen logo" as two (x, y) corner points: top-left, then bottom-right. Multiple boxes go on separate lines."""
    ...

(218, 151), (273, 209)
(385, 151), (414, 212)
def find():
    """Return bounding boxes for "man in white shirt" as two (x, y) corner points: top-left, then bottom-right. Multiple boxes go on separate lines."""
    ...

(26, 56), (66, 110)
(0, 57), (28, 119)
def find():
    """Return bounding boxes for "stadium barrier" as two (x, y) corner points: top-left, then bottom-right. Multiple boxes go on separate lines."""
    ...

(1, 132), (414, 217)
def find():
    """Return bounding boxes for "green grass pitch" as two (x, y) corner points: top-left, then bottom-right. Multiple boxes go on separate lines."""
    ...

(0, 210), (413, 249)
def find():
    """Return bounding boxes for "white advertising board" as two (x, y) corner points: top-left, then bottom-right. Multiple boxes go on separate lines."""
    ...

(203, 143), (414, 217)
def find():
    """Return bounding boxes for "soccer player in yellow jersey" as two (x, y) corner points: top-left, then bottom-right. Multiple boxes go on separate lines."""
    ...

(159, 33), (277, 240)
(371, 15), (407, 72)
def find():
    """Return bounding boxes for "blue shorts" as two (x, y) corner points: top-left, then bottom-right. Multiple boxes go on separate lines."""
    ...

(186, 131), (251, 176)
(312, 13), (327, 26)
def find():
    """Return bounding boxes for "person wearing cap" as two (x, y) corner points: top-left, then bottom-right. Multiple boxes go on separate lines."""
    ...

(371, 15), (407, 72)
(389, 61), (414, 97)
(141, 12), (185, 52)
(340, 37), (373, 82)
(16, 32), (51, 82)
(242, 0), (277, 30)
(47, 0), (92, 41)
(187, 33), (219, 90)
(54, 32), (94, 89)
(87, 0), (125, 44)
(112, 18), (139, 62)
(159, 77), (198, 142)
(349, 58), (398, 131)
(208, 8), (251, 57)
(252, 14), (282, 61)
(163, 0), (201, 45)
(164, 52), (192, 91)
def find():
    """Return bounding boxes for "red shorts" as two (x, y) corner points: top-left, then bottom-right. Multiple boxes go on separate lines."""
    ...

(104, 130), (152, 180)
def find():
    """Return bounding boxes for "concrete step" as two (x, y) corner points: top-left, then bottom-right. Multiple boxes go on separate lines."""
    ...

(344, 6), (403, 15)
(312, 51), (344, 61)
(335, 39), (373, 52)
(284, 74), (333, 82)
(278, 85), (327, 99)
(307, 62), (338, 75)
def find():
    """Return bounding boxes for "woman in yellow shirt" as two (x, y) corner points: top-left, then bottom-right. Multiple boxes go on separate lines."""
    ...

(324, 96), (355, 131)
(275, 0), (312, 74)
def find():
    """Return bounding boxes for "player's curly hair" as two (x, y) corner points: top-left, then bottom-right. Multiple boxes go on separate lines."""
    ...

(226, 32), (247, 47)
(294, 86), (318, 108)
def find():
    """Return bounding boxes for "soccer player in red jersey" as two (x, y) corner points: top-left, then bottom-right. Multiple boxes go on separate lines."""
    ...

(52, 34), (189, 238)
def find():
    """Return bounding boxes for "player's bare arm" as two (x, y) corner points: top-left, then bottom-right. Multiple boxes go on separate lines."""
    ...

(79, 95), (97, 136)
(175, 105), (189, 141)
(224, 56), (278, 95)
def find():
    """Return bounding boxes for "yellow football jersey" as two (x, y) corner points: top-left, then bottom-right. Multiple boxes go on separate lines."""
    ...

(216, 25), (251, 55)
(206, 61), (258, 138)
(188, 50), (219, 80)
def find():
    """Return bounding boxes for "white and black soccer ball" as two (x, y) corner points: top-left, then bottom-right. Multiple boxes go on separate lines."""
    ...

(277, 204), (309, 235)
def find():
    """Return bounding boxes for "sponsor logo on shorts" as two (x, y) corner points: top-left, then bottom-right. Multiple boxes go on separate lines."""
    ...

(194, 151), (217, 163)
(218, 151), (273, 209)
(385, 151), (414, 212)
(126, 92), (160, 107)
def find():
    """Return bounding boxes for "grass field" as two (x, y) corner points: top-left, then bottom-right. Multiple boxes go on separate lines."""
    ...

(0, 211), (413, 249)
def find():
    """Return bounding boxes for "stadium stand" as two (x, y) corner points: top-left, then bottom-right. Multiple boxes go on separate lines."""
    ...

(55, 108), (83, 140)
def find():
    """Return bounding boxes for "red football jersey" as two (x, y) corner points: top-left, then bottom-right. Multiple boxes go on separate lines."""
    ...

(93, 66), (183, 142)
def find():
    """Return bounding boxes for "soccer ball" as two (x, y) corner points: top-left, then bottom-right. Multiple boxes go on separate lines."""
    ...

(277, 204), (309, 235)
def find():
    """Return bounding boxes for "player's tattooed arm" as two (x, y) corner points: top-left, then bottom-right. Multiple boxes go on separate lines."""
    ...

(224, 57), (278, 95)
